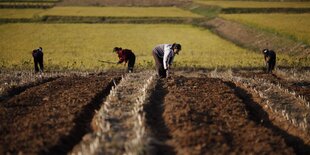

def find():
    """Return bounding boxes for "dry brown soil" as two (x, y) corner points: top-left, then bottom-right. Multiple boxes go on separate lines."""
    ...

(236, 71), (310, 102)
(146, 75), (294, 154)
(0, 73), (120, 155)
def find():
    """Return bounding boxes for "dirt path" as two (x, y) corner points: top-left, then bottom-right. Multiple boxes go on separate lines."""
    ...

(0, 73), (119, 155)
(147, 75), (294, 154)
(70, 71), (156, 155)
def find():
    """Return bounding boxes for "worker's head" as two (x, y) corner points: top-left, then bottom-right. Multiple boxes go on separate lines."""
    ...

(113, 47), (122, 53)
(172, 43), (181, 55)
(262, 49), (268, 54)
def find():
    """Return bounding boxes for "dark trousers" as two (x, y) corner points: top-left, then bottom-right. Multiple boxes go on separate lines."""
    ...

(152, 50), (166, 78)
(267, 61), (275, 73)
(34, 58), (44, 73)
(128, 55), (135, 73)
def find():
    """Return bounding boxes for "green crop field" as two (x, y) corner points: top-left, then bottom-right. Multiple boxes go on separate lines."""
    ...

(195, 0), (310, 8)
(40, 7), (203, 17)
(220, 13), (310, 44)
(0, 9), (44, 18)
(1, 23), (295, 70)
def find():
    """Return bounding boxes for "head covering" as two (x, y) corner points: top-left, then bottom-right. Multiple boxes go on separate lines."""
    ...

(262, 49), (268, 54)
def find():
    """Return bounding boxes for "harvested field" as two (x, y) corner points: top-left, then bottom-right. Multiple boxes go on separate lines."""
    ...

(236, 70), (310, 103)
(147, 75), (294, 154)
(1, 70), (310, 154)
(210, 69), (310, 154)
(0, 72), (121, 154)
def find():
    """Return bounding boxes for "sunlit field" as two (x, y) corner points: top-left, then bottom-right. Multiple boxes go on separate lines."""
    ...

(195, 0), (310, 8)
(40, 7), (203, 17)
(0, 23), (283, 70)
(220, 13), (310, 44)
(0, 9), (45, 18)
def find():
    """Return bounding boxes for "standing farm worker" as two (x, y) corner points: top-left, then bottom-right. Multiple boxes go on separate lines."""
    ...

(113, 47), (136, 73)
(262, 49), (276, 73)
(152, 43), (181, 78)
(32, 47), (44, 73)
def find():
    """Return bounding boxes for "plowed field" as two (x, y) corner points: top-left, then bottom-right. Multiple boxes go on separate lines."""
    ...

(1, 70), (309, 155)
(0, 72), (120, 154)
(147, 76), (295, 154)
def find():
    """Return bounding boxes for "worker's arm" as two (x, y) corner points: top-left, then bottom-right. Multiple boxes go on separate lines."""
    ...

(117, 52), (125, 64)
(163, 45), (172, 70)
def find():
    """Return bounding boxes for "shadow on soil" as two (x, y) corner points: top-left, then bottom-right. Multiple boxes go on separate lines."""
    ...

(40, 77), (121, 155)
(144, 79), (176, 155)
(225, 81), (310, 155)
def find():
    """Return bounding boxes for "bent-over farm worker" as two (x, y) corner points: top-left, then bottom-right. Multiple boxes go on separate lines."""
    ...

(32, 47), (44, 73)
(113, 47), (136, 73)
(152, 43), (181, 78)
(262, 49), (276, 73)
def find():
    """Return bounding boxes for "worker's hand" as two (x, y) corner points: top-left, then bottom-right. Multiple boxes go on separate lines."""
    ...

(167, 65), (170, 70)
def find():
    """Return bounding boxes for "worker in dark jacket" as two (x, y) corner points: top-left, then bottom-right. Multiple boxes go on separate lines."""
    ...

(113, 47), (136, 73)
(262, 49), (276, 73)
(152, 43), (181, 78)
(32, 47), (44, 73)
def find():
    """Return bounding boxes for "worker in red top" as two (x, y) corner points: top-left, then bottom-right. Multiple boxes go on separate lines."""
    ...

(113, 47), (136, 73)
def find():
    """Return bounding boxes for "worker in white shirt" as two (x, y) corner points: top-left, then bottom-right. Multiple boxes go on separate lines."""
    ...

(152, 43), (181, 78)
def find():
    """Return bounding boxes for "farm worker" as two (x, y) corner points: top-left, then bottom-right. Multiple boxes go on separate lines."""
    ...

(113, 47), (136, 73)
(152, 43), (181, 78)
(262, 49), (276, 73)
(32, 47), (44, 73)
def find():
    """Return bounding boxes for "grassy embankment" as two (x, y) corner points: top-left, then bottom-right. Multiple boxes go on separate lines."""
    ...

(220, 13), (310, 45)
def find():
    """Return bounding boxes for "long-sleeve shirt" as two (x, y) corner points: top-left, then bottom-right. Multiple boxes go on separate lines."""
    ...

(264, 50), (276, 63)
(153, 44), (175, 70)
(32, 48), (43, 60)
(117, 49), (135, 64)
